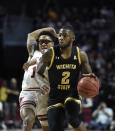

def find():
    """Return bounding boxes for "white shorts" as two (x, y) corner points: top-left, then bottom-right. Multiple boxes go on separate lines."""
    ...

(19, 90), (48, 125)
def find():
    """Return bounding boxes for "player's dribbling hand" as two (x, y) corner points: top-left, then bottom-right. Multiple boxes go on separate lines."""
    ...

(82, 73), (100, 87)
(82, 73), (97, 78)
(82, 73), (99, 82)
(40, 85), (50, 95)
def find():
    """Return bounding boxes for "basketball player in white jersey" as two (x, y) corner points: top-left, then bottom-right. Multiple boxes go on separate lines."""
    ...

(19, 27), (57, 131)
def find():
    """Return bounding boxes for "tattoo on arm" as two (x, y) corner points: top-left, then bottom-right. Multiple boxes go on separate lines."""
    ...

(80, 51), (92, 74)
(36, 48), (53, 75)
(27, 40), (37, 57)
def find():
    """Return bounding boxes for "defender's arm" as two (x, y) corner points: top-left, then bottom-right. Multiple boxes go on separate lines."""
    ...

(27, 27), (57, 41)
(22, 59), (37, 71)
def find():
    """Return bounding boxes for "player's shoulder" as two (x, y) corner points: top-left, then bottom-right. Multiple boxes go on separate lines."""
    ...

(76, 47), (89, 64)
(75, 46), (86, 55)
(74, 46), (88, 62)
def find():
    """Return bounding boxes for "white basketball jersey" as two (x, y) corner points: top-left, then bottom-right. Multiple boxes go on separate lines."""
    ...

(22, 50), (43, 90)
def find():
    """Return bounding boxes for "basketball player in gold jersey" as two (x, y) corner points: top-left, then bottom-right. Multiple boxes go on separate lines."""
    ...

(35, 26), (98, 131)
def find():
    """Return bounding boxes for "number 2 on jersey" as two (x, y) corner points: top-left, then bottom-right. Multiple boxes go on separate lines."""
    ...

(61, 71), (70, 84)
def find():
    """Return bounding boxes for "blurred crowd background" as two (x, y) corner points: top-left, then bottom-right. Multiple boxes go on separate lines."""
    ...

(0, 0), (115, 130)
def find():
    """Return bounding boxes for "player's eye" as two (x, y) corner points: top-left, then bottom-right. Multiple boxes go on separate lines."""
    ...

(38, 40), (52, 45)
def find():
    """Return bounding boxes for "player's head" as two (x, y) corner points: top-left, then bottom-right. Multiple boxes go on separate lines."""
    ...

(58, 25), (75, 49)
(37, 31), (57, 51)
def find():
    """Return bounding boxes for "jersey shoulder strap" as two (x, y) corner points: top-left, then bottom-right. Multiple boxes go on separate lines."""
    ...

(48, 47), (55, 70)
(76, 46), (81, 65)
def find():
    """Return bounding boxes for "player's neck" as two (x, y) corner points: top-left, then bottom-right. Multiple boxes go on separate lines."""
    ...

(61, 45), (72, 59)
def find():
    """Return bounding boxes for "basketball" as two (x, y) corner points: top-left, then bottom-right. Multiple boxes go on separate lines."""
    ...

(77, 77), (100, 98)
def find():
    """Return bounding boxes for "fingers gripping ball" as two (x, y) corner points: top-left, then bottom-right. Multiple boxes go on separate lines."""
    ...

(77, 77), (100, 98)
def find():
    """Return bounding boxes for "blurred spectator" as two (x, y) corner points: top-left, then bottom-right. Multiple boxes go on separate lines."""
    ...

(110, 121), (115, 130)
(4, 77), (19, 128)
(0, 80), (8, 130)
(48, 9), (58, 20)
(98, 31), (110, 43)
(0, 80), (8, 103)
(95, 54), (105, 69)
(0, 101), (6, 129)
(90, 102), (113, 130)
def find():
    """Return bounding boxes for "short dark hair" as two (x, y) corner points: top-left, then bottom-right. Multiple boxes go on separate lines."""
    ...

(37, 31), (58, 44)
(61, 25), (74, 33)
